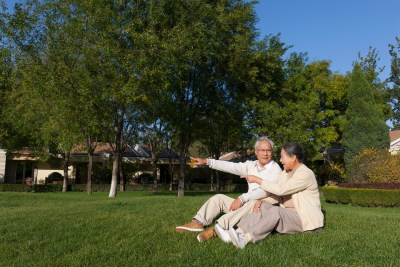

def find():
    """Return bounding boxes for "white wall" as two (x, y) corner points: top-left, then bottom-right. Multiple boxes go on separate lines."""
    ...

(0, 149), (6, 183)
(36, 161), (74, 184)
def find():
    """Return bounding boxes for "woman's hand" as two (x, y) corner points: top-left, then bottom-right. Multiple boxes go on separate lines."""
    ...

(240, 175), (262, 185)
(253, 200), (263, 213)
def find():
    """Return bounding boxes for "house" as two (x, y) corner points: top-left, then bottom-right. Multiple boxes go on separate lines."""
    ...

(0, 144), (180, 185)
(389, 130), (400, 154)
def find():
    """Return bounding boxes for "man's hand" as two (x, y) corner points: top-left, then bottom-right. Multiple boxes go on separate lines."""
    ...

(190, 157), (207, 167)
(253, 200), (262, 213)
(229, 198), (243, 211)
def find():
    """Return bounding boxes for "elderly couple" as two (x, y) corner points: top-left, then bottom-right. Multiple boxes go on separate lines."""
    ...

(175, 136), (324, 249)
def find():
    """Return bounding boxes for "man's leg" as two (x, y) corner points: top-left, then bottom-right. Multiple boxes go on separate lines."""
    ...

(193, 194), (234, 226)
(176, 194), (234, 232)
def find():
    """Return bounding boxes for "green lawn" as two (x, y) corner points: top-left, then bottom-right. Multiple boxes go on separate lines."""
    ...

(1, 191), (399, 266)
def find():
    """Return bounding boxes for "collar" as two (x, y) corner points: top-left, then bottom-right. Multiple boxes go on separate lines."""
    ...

(256, 160), (274, 171)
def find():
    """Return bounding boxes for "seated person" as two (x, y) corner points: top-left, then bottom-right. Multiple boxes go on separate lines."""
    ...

(226, 142), (324, 248)
(175, 136), (282, 242)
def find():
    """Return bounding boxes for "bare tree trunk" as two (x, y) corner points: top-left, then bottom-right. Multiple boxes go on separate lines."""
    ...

(152, 159), (158, 193)
(87, 152), (93, 195)
(169, 172), (174, 191)
(178, 156), (185, 197)
(109, 114), (122, 198)
(62, 151), (70, 193)
(109, 155), (119, 197)
(119, 154), (125, 192)
(177, 132), (190, 197)
(166, 142), (175, 191)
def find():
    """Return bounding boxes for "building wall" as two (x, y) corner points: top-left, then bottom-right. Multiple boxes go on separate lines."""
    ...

(390, 144), (400, 154)
(0, 149), (6, 183)
(36, 161), (74, 184)
(4, 161), (17, 183)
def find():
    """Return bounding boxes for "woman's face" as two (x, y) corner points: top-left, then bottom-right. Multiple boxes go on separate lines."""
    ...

(280, 148), (297, 171)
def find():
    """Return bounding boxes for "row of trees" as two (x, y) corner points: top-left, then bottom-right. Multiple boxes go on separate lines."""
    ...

(1, 0), (400, 197)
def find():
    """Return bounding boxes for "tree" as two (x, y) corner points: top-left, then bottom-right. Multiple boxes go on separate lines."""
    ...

(343, 63), (389, 180)
(0, 47), (13, 147)
(358, 47), (391, 121)
(250, 50), (347, 158)
(149, 0), (261, 197)
(389, 37), (400, 130)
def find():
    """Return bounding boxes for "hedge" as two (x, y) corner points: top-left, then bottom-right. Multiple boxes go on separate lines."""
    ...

(322, 186), (400, 207)
(0, 183), (248, 193)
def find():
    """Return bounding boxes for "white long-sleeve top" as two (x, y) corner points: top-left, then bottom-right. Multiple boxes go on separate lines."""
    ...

(207, 158), (281, 203)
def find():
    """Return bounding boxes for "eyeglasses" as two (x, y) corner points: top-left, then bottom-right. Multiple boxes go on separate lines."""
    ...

(257, 149), (272, 153)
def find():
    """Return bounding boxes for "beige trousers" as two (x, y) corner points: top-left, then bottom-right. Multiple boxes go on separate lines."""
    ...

(193, 194), (255, 229)
(237, 203), (303, 243)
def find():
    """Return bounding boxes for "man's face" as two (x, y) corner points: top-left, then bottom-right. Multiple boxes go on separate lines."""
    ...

(255, 140), (273, 167)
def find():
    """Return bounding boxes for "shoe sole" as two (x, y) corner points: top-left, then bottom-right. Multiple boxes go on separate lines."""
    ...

(215, 224), (231, 243)
(175, 226), (204, 232)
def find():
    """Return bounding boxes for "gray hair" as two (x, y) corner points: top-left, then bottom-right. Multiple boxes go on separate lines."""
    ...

(254, 136), (274, 150)
(282, 142), (304, 163)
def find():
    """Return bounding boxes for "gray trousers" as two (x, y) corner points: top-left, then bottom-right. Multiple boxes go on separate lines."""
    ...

(237, 203), (303, 243)
(193, 194), (255, 229)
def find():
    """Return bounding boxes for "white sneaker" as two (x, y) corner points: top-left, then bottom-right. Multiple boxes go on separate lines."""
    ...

(215, 224), (231, 243)
(228, 228), (248, 249)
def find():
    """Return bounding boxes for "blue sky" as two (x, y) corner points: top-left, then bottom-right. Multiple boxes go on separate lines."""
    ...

(255, 0), (400, 80)
(4, 0), (400, 80)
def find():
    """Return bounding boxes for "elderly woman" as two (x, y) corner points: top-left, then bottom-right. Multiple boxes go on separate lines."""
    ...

(226, 142), (324, 249)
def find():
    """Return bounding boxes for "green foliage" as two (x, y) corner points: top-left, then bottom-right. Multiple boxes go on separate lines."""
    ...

(47, 172), (64, 183)
(323, 186), (400, 207)
(347, 148), (400, 183)
(388, 37), (400, 129)
(0, 184), (65, 192)
(250, 52), (349, 163)
(358, 47), (392, 121)
(343, 63), (389, 179)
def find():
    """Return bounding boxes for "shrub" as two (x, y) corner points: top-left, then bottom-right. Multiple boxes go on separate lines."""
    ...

(47, 172), (64, 183)
(323, 186), (400, 207)
(347, 148), (400, 183)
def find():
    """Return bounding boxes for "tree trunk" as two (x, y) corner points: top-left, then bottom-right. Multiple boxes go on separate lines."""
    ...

(109, 155), (119, 197)
(62, 151), (70, 193)
(167, 145), (175, 191)
(87, 152), (93, 195)
(109, 115), (122, 198)
(152, 156), (158, 193)
(177, 133), (189, 197)
(178, 155), (185, 197)
(119, 154), (124, 192)
(169, 172), (174, 191)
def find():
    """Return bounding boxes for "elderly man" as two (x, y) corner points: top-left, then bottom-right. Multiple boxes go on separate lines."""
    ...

(175, 136), (281, 242)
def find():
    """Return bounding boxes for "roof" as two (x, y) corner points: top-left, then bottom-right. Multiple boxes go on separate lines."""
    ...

(8, 143), (179, 162)
(389, 130), (400, 144)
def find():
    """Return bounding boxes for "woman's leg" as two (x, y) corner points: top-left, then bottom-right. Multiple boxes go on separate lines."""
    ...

(237, 204), (302, 243)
